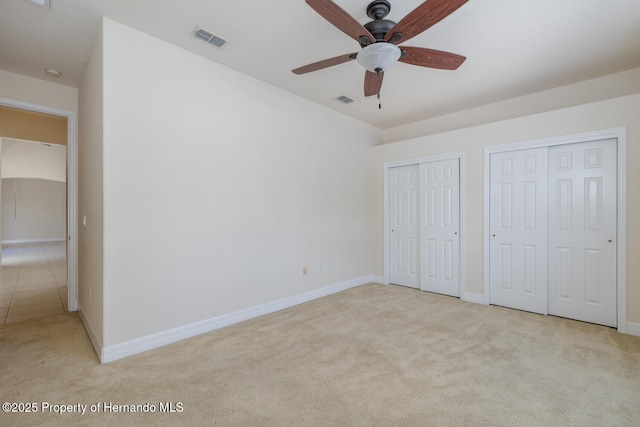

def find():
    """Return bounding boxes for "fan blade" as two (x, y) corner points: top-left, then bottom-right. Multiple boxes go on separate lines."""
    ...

(399, 46), (466, 70)
(292, 53), (357, 75)
(385, 0), (468, 44)
(306, 0), (375, 45)
(364, 71), (384, 97)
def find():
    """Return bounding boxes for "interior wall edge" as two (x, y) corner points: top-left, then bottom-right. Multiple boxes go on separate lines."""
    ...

(78, 305), (103, 363)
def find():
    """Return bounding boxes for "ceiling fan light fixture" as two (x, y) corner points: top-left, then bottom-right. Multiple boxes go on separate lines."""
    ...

(356, 42), (401, 73)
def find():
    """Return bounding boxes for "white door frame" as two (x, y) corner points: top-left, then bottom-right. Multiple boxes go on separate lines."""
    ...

(483, 127), (627, 333)
(0, 97), (78, 312)
(384, 151), (465, 298)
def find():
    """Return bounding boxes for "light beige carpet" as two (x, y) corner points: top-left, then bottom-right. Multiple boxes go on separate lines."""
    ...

(1, 283), (639, 426)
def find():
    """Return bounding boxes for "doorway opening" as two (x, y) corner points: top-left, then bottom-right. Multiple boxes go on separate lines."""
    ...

(0, 99), (78, 324)
(0, 138), (68, 323)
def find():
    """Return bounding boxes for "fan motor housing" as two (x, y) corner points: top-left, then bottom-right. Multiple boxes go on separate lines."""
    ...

(365, 1), (395, 42)
(364, 19), (396, 42)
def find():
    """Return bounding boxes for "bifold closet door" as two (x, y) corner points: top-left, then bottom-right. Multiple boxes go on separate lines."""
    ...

(389, 165), (420, 289)
(489, 148), (548, 314)
(548, 139), (617, 327)
(419, 159), (460, 297)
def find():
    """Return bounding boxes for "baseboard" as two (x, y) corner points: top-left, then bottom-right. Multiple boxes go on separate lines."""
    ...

(1, 238), (66, 244)
(462, 291), (487, 305)
(100, 275), (373, 364)
(626, 322), (640, 337)
(371, 275), (385, 284)
(78, 304), (103, 362)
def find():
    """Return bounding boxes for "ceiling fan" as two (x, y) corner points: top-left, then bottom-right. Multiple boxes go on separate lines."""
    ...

(292, 0), (468, 98)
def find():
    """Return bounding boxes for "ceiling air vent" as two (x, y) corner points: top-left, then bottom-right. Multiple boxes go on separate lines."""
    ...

(192, 27), (227, 48)
(336, 95), (354, 104)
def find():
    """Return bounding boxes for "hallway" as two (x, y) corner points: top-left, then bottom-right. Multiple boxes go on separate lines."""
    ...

(0, 241), (67, 324)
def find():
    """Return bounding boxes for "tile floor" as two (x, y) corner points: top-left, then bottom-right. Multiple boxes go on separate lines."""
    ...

(0, 241), (67, 325)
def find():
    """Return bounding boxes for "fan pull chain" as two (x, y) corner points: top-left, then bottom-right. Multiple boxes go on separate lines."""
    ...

(378, 92), (381, 109)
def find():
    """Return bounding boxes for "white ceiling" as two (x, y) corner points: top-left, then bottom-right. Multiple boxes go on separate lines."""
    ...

(1, 0), (639, 129)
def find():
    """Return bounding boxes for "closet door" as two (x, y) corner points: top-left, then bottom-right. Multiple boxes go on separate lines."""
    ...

(389, 165), (420, 288)
(489, 148), (548, 314)
(548, 139), (617, 327)
(419, 159), (460, 297)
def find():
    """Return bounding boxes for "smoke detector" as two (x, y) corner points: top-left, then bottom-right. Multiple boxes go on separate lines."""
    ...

(44, 68), (62, 78)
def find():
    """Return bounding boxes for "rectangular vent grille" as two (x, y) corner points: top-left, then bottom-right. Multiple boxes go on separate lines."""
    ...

(336, 95), (354, 104)
(193, 27), (226, 48)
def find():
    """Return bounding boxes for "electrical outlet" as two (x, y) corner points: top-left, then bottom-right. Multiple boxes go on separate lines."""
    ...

(318, 263), (324, 273)
(302, 266), (308, 276)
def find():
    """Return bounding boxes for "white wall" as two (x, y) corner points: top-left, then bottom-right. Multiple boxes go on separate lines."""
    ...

(372, 91), (640, 324)
(1, 178), (66, 242)
(100, 19), (380, 347)
(1, 138), (66, 182)
(0, 138), (66, 243)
